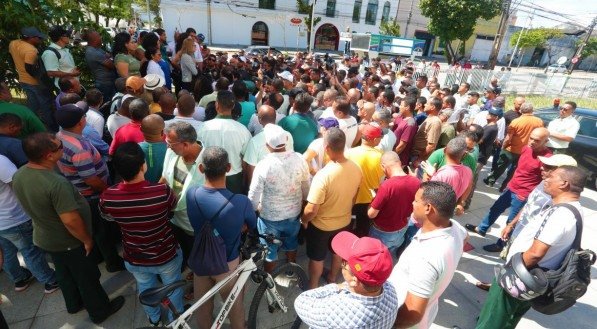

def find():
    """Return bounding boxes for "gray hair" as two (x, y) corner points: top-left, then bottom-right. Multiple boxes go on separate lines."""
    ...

(164, 121), (197, 143)
(445, 137), (467, 159)
(376, 109), (392, 123)
(520, 102), (534, 114)
(201, 146), (229, 179)
(493, 96), (506, 108)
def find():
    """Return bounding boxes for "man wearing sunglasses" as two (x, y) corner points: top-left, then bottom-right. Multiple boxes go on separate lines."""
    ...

(546, 101), (580, 155)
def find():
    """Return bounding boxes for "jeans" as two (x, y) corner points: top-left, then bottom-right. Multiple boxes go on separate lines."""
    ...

(20, 82), (57, 131)
(369, 225), (408, 253)
(125, 249), (184, 323)
(477, 188), (527, 234)
(0, 221), (55, 284)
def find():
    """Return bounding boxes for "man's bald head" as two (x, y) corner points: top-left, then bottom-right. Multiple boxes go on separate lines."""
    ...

(159, 93), (177, 114)
(257, 105), (277, 126)
(363, 101), (375, 117)
(529, 127), (549, 152)
(141, 114), (165, 137)
(347, 88), (361, 103)
(381, 151), (401, 167)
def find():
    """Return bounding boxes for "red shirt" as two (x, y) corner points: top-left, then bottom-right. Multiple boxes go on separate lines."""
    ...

(508, 146), (552, 200)
(370, 175), (421, 232)
(109, 121), (144, 155)
(392, 116), (417, 165)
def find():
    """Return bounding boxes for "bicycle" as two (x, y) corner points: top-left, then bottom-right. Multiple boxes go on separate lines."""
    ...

(136, 233), (308, 329)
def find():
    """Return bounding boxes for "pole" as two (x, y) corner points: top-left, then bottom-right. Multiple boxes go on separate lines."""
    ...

(309, 0), (316, 53)
(146, 0), (152, 30)
(568, 16), (597, 74)
(404, 0), (415, 37)
(488, 0), (512, 70)
(207, 0), (213, 45)
(508, 11), (534, 68)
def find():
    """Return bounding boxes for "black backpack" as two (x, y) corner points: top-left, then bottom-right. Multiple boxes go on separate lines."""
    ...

(187, 188), (235, 276)
(531, 203), (596, 315)
(37, 47), (61, 94)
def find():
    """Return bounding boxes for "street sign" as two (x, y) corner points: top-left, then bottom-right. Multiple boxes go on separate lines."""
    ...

(290, 18), (302, 26)
(571, 56), (580, 64)
(557, 56), (567, 65)
(340, 32), (352, 41)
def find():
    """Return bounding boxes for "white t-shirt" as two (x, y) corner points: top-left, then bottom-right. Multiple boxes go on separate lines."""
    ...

(107, 113), (132, 138)
(318, 107), (335, 119)
(511, 183), (552, 239)
(388, 220), (467, 329)
(248, 151), (310, 221)
(464, 104), (481, 123)
(338, 116), (359, 149)
(547, 116), (580, 149)
(193, 42), (203, 63)
(0, 155), (30, 230)
(86, 108), (105, 136)
(197, 118), (251, 175)
(508, 201), (582, 270)
(377, 129), (397, 153)
(146, 60), (165, 80)
(306, 138), (326, 173)
(473, 112), (505, 140)
(243, 130), (294, 167)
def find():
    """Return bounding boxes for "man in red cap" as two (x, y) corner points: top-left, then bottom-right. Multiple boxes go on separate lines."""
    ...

(388, 181), (467, 328)
(346, 124), (384, 237)
(295, 231), (398, 328)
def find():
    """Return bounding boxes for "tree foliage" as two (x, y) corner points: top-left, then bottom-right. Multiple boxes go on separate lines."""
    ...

(296, 0), (321, 48)
(419, 0), (502, 63)
(134, 0), (162, 28)
(379, 19), (401, 37)
(510, 28), (563, 49)
(0, 0), (116, 91)
(579, 37), (597, 59)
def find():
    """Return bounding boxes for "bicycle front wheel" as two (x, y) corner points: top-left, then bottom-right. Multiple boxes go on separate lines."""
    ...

(247, 262), (308, 329)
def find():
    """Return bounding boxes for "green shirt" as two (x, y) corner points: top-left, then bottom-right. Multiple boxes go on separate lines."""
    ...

(278, 113), (318, 154)
(239, 101), (256, 127)
(428, 148), (477, 173)
(115, 53), (141, 77)
(12, 166), (92, 252)
(139, 141), (168, 183)
(0, 101), (46, 138)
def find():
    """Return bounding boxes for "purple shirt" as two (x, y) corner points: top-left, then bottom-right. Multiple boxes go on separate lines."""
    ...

(392, 116), (417, 165)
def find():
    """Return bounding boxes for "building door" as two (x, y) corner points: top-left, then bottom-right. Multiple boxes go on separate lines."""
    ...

(251, 21), (269, 45)
(314, 23), (339, 51)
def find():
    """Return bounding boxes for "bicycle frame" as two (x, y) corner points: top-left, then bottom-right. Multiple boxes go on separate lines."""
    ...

(166, 250), (287, 329)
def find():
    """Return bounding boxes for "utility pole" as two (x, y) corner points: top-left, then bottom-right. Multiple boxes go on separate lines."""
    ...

(146, 0), (152, 29)
(488, 0), (512, 70)
(403, 0), (415, 38)
(309, 0), (316, 53)
(508, 10), (534, 68)
(207, 0), (213, 45)
(568, 16), (597, 74)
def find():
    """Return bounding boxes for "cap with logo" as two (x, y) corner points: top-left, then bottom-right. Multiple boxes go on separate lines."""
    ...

(263, 124), (288, 150)
(331, 231), (392, 286)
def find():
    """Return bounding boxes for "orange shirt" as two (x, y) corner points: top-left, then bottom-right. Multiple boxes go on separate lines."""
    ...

(8, 39), (39, 85)
(506, 114), (544, 154)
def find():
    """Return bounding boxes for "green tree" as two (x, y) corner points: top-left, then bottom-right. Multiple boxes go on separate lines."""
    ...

(420, 0), (502, 63)
(297, 0), (321, 50)
(379, 19), (400, 37)
(510, 28), (563, 64)
(579, 37), (597, 59)
(134, 0), (162, 28)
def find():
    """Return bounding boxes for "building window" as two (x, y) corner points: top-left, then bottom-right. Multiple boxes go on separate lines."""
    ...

(251, 21), (269, 45)
(259, 0), (275, 10)
(353, 0), (362, 23)
(326, 0), (336, 17)
(381, 1), (390, 22)
(365, 0), (378, 25)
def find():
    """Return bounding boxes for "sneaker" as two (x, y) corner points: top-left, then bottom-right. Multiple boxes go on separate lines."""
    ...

(44, 281), (60, 294)
(464, 224), (486, 237)
(14, 269), (33, 292)
(482, 243), (504, 252)
(483, 177), (494, 187)
(148, 317), (162, 327)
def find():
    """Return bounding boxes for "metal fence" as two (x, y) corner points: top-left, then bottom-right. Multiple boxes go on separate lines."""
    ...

(414, 67), (597, 99)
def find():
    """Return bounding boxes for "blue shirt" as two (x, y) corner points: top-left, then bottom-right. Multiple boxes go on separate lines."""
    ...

(186, 186), (256, 261)
(82, 124), (109, 160)
(158, 59), (172, 89)
(0, 134), (27, 167)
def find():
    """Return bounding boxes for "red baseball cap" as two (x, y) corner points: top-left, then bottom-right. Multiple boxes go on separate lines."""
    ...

(331, 231), (393, 286)
(362, 124), (383, 140)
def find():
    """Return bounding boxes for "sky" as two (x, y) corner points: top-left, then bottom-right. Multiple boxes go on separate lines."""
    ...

(513, 0), (596, 29)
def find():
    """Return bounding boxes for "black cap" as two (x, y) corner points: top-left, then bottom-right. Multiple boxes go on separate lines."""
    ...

(288, 88), (305, 98)
(55, 104), (87, 129)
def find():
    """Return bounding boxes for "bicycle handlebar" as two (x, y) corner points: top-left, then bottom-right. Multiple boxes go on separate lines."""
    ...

(248, 232), (282, 246)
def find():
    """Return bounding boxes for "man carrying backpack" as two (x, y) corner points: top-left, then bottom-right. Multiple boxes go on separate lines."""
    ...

(8, 27), (57, 131)
(42, 25), (80, 90)
(475, 165), (588, 329)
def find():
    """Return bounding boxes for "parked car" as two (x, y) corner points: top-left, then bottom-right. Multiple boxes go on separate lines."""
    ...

(544, 64), (567, 73)
(244, 46), (283, 58)
(534, 107), (597, 190)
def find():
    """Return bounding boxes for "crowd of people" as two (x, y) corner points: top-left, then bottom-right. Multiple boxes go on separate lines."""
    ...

(0, 23), (588, 328)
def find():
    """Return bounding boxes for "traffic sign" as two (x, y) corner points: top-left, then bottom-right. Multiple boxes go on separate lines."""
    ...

(557, 56), (567, 65)
(571, 57), (579, 64)
(290, 18), (302, 26)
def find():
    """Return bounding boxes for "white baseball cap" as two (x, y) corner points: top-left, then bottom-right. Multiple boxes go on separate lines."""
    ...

(538, 154), (577, 167)
(277, 71), (294, 83)
(263, 124), (287, 150)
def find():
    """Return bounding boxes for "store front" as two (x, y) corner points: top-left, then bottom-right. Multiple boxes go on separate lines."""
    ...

(314, 23), (339, 51)
(251, 21), (269, 45)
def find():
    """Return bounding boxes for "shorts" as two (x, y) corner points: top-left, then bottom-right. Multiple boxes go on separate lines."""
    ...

(305, 223), (350, 261)
(257, 217), (300, 262)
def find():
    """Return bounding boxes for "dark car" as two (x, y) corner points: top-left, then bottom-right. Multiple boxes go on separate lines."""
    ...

(534, 107), (597, 190)
(244, 46), (283, 58)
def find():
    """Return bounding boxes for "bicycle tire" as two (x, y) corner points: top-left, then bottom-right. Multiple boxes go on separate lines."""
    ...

(247, 262), (308, 329)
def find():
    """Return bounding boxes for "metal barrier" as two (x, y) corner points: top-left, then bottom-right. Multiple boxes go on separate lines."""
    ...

(413, 67), (597, 99)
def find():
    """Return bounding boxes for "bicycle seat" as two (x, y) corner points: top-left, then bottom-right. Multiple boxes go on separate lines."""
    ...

(139, 280), (188, 307)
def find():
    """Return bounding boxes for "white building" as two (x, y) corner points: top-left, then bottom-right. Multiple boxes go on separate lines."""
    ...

(160, 0), (398, 51)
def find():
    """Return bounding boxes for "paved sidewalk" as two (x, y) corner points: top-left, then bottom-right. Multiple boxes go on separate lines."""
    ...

(1, 166), (596, 329)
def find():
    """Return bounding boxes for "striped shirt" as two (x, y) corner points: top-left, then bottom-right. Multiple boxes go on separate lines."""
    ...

(57, 130), (109, 197)
(99, 181), (178, 266)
